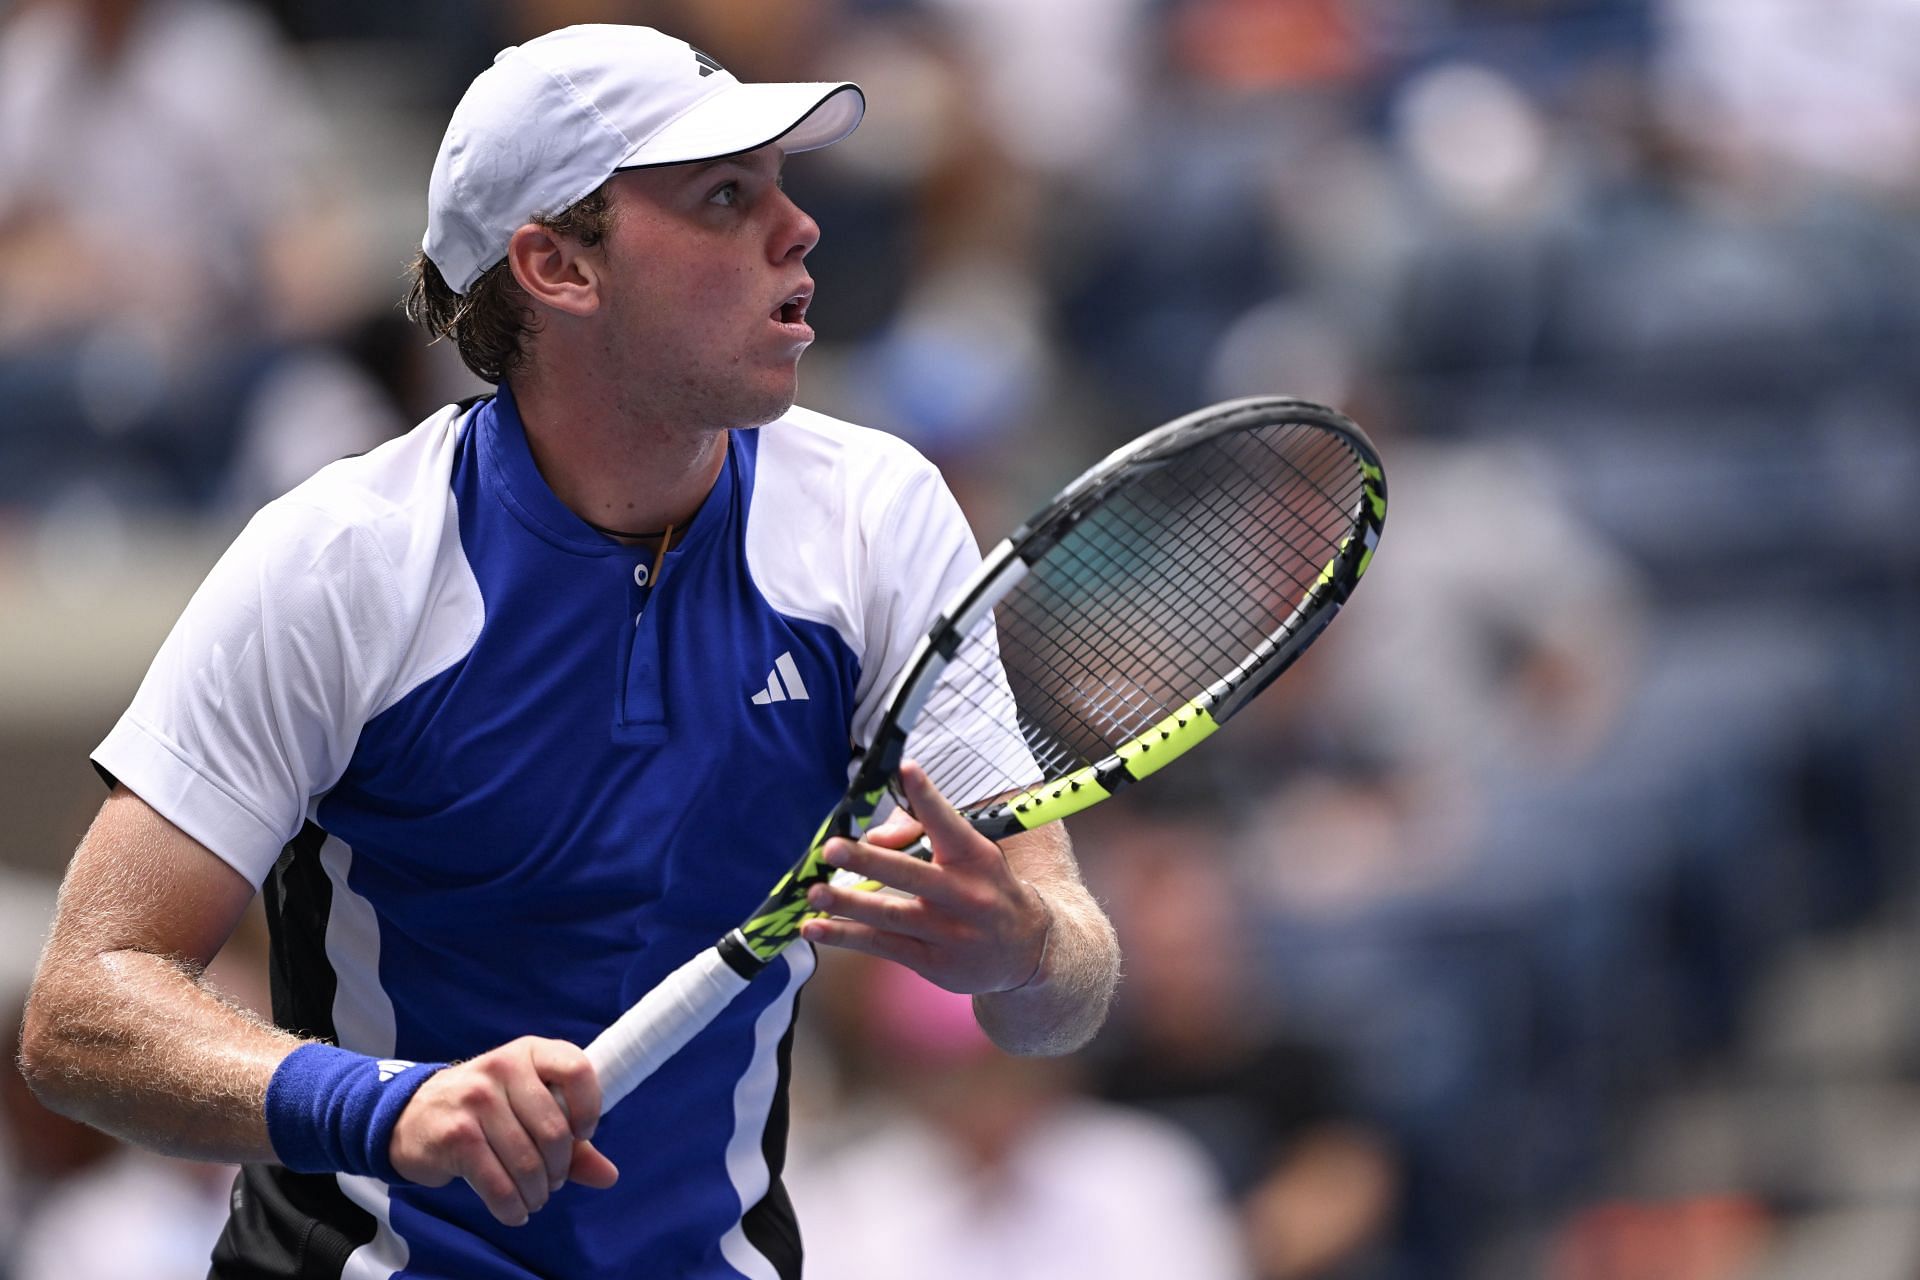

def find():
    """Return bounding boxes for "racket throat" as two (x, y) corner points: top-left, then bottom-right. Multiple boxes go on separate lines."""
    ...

(716, 929), (771, 979)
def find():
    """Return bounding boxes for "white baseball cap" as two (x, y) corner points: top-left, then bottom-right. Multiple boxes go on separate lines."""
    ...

(425, 25), (865, 293)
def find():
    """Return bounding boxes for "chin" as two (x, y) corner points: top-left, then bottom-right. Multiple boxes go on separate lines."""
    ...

(725, 380), (800, 430)
(667, 361), (800, 432)
(717, 400), (790, 432)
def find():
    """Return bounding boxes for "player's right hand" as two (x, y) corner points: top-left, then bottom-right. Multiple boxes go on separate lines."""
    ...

(387, 1036), (619, 1226)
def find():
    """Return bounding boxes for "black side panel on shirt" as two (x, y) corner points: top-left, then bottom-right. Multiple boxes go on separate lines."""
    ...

(739, 1015), (803, 1280)
(265, 823), (342, 1041)
(209, 1166), (379, 1279)
(208, 823), (377, 1278)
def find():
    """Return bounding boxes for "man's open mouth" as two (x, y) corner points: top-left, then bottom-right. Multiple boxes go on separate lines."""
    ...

(774, 287), (812, 324)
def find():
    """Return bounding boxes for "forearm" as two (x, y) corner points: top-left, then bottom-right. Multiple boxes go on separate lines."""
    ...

(22, 945), (300, 1163)
(973, 874), (1120, 1056)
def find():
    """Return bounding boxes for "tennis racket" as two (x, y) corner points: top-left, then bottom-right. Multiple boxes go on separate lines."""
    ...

(585, 395), (1386, 1112)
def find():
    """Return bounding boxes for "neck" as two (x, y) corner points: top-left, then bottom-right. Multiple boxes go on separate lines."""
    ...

(507, 374), (729, 539)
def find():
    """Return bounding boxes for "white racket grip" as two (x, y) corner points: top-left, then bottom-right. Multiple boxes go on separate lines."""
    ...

(586, 945), (754, 1115)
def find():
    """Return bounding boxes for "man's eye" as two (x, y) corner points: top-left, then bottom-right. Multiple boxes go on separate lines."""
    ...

(709, 182), (739, 207)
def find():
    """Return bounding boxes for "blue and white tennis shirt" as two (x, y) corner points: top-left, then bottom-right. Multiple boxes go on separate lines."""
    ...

(93, 385), (981, 1279)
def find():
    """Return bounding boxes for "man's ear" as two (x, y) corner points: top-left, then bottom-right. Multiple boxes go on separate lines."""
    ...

(506, 223), (601, 317)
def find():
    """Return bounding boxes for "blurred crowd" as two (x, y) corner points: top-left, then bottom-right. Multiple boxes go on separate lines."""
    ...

(4, 0), (1919, 1277)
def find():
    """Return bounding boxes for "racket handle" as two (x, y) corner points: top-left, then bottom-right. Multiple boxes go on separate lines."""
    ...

(584, 944), (753, 1115)
(589, 836), (935, 1112)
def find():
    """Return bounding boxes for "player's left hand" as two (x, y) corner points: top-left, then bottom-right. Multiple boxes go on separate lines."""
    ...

(799, 761), (1049, 994)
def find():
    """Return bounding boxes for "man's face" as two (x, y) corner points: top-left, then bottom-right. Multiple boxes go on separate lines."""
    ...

(588, 145), (820, 431)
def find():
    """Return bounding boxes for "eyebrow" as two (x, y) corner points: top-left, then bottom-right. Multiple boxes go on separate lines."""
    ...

(682, 151), (785, 180)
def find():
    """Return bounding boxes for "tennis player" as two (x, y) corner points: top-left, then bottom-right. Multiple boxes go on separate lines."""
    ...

(20, 25), (1119, 1279)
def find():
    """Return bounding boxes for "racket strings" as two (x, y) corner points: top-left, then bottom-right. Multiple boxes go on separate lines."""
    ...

(918, 429), (1364, 802)
(907, 422), (1368, 811)
(1017, 430), (1363, 723)
(996, 431), (1361, 729)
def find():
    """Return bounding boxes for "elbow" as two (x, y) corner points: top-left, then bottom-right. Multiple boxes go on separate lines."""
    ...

(16, 980), (81, 1118)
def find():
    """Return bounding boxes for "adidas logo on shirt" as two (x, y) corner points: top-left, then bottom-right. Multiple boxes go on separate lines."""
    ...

(751, 652), (811, 705)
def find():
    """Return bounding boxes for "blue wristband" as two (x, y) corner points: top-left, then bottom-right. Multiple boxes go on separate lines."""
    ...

(265, 1043), (446, 1182)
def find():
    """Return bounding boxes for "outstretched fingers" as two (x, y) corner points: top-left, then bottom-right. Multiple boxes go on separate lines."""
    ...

(801, 761), (1050, 993)
(896, 762), (996, 868)
(817, 836), (945, 901)
(798, 911), (933, 970)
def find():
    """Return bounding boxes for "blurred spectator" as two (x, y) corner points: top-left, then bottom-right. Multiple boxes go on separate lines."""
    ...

(1168, 0), (1371, 94)
(914, 0), (1153, 179)
(1087, 819), (1403, 1280)
(1314, 433), (1644, 777)
(791, 958), (1251, 1280)
(1547, 1196), (1772, 1280)
(1653, 0), (1920, 196)
(9, 1150), (237, 1280)
(0, 0), (395, 513)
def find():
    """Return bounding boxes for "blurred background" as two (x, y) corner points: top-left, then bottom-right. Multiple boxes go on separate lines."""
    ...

(2, 0), (1918, 1276)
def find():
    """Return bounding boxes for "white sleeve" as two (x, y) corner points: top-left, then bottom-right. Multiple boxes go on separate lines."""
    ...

(92, 500), (408, 886)
(849, 464), (981, 753)
(854, 467), (1043, 806)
